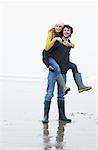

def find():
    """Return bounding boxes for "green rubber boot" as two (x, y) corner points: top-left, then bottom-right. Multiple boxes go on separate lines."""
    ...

(42, 101), (51, 124)
(57, 100), (72, 123)
(74, 73), (92, 93)
(57, 74), (70, 95)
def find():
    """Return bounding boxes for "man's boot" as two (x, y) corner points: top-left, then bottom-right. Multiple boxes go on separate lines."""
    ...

(57, 100), (72, 123)
(74, 73), (92, 93)
(42, 101), (51, 124)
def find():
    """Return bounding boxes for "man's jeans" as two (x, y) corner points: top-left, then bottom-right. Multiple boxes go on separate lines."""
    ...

(44, 71), (67, 102)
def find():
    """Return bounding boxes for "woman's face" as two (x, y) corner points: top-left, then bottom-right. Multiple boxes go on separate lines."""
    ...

(63, 27), (71, 38)
(54, 24), (63, 33)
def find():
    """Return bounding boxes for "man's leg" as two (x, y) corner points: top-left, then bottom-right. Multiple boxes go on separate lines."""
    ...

(57, 74), (72, 123)
(42, 71), (56, 124)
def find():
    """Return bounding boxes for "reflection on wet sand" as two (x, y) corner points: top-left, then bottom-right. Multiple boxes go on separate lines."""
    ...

(43, 123), (52, 150)
(55, 121), (66, 149)
(43, 121), (66, 150)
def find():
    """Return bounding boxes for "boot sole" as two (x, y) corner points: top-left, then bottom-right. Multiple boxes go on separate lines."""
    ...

(42, 121), (48, 124)
(79, 87), (92, 93)
(59, 119), (72, 123)
(64, 88), (70, 95)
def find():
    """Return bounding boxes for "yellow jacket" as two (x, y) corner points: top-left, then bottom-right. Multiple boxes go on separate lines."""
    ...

(45, 32), (55, 51)
(44, 31), (75, 51)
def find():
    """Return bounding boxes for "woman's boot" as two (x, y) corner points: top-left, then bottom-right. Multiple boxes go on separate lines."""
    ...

(57, 100), (72, 123)
(42, 101), (51, 124)
(74, 73), (92, 93)
(57, 74), (70, 95)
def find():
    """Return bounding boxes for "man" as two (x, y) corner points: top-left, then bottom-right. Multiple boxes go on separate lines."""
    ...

(42, 25), (73, 124)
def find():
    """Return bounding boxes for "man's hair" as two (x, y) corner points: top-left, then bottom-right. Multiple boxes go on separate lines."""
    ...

(63, 24), (73, 35)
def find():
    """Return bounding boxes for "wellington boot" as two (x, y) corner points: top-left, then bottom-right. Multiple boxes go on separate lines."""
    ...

(57, 74), (70, 95)
(74, 73), (92, 93)
(57, 100), (72, 123)
(42, 101), (51, 124)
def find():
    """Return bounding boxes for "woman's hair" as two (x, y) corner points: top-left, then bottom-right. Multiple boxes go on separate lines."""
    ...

(63, 24), (73, 36)
(48, 27), (63, 38)
(48, 24), (73, 38)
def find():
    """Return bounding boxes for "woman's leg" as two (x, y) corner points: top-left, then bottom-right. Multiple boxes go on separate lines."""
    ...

(49, 57), (61, 76)
(49, 57), (70, 95)
(69, 62), (78, 76)
(69, 62), (92, 93)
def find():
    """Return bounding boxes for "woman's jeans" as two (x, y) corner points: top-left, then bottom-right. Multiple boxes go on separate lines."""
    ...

(49, 57), (61, 77)
(69, 62), (78, 76)
(49, 57), (79, 77)
(44, 71), (66, 101)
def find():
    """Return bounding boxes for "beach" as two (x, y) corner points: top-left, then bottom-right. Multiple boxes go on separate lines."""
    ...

(0, 77), (97, 150)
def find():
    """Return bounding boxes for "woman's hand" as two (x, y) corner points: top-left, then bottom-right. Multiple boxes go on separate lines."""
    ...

(53, 37), (62, 43)
(62, 41), (73, 47)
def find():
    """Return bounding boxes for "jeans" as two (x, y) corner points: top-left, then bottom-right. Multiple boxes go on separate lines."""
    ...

(44, 71), (66, 102)
(69, 62), (78, 76)
(49, 57), (61, 77)
(49, 57), (78, 77)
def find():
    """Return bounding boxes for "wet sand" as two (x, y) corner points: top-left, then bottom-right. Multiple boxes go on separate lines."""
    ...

(0, 78), (97, 150)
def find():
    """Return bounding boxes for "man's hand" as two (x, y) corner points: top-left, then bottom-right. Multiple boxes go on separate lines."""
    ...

(49, 65), (55, 72)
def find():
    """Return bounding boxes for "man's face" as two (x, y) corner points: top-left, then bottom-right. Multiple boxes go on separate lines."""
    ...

(63, 27), (71, 38)
(54, 24), (63, 33)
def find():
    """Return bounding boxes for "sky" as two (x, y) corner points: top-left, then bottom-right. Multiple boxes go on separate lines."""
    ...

(0, 0), (97, 80)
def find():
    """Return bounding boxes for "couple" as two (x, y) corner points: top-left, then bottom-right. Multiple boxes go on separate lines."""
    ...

(42, 22), (92, 124)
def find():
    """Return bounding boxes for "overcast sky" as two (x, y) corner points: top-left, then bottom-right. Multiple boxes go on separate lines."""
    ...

(0, 0), (97, 80)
